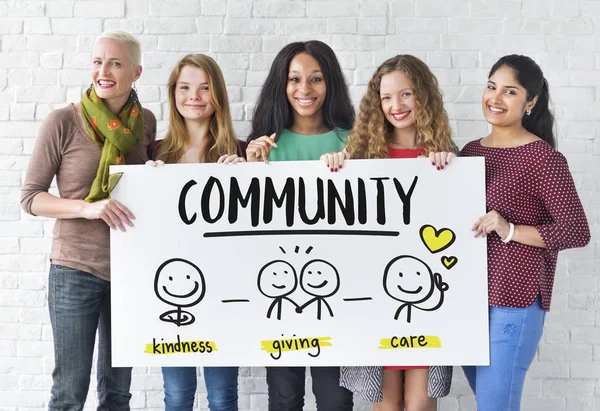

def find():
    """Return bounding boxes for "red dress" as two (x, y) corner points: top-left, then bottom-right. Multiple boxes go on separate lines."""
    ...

(388, 146), (424, 159)
(384, 146), (428, 371)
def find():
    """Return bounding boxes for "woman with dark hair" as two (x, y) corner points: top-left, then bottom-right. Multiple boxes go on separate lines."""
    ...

(246, 40), (355, 410)
(246, 40), (354, 163)
(460, 54), (590, 410)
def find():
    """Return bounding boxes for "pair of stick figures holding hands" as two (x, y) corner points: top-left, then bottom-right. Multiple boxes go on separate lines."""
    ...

(258, 259), (340, 321)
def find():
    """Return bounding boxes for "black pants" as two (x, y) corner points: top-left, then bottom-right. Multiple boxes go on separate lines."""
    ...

(267, 366), (354, 411)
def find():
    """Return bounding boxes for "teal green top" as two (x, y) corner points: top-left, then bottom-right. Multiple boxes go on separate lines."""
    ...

(268, 128), (349, 162)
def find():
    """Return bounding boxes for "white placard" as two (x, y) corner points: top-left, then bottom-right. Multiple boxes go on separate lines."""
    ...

(110, 158), (488, 367)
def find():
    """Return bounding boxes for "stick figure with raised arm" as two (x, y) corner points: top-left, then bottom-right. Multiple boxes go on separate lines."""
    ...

(383, 255), (449, 323)
(296, 259), (340, 320)
(257, 260), (299, 320)
(154, 258), (206, 327)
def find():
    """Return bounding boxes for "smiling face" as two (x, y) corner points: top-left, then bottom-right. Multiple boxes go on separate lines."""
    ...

(258, 260), (297, 298)
(286, 53), (327, 124)
(91, 38), (141, 111)
(380, 70), (417, 135)
(300, 259), (340, 298)
(482, 65), (536, 129)
(383, 256), (434, 303)
(174, 65), (215, 125)
(154, 259), (206, 307)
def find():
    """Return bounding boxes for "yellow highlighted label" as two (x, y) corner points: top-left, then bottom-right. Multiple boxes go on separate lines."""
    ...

(145, 335), (217, 354)
(261, 336), (331, 360)
(379, 335), (441, 349)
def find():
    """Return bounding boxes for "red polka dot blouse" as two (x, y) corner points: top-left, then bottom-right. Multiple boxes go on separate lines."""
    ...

(460, 139), (591, 311)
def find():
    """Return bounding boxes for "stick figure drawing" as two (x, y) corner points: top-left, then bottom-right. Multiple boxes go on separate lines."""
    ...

(383, 255), (449, 323)
(296, 259), (340, 320)
(154, 258), (206, 327)
(257, 260), (299, 320)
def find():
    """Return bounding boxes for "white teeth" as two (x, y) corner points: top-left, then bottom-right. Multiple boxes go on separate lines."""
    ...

(297, 99), (314, 103)
(489, 106), (505, 113)
(99, 80), (115, 86)
(392, 112), (409, 120)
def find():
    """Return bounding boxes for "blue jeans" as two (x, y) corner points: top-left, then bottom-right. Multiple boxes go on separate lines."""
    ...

(462, 298), (546, 411)
(161, 366), (239, 411)
(48, 264), (132, 411)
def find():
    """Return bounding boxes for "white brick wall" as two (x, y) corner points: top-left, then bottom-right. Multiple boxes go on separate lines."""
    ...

(1, 0), (598, 410)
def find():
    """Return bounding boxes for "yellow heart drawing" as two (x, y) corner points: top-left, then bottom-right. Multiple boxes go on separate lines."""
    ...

(441, 256), (458, 270)
(419, 225), (456, 254)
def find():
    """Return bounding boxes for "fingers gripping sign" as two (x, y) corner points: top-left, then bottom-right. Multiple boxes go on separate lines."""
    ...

(320, 149), (349, 172)
(82, 198), (135, 232)
(428, 151), (456, 170)
(217, 154), (246, 164)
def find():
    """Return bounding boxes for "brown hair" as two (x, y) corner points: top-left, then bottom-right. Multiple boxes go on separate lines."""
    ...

(157, 54), (239, 164)
(347, 54), (456, 159)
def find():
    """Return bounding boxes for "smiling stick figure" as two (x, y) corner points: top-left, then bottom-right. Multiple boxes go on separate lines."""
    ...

(383, 255), (449, 323)
(154, 258), (206, 327)
(297, 259), (340, 320)
(257, 260), (299, 320)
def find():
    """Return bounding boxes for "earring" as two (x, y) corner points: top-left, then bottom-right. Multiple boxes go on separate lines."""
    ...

(526, 108), (532, 116)
(130, 82), (138, 103)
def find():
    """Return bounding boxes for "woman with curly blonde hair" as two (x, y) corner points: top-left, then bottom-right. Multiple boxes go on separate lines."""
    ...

(323, 54), (455, 411)
(322, 54), (456, 170)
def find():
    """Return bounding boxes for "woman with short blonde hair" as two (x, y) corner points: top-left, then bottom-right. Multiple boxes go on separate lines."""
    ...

(21, 30), (156, 409)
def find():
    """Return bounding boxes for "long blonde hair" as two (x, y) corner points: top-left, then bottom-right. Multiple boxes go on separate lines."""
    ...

(157, 54), (239, 164)
(347, 55), (456, 159)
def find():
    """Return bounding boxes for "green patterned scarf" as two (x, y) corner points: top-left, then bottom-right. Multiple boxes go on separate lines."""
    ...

(81, 85), (144, 202)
